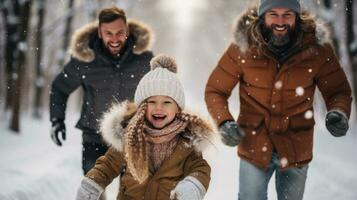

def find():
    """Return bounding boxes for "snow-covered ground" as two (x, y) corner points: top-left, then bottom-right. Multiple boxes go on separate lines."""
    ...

(0, 112), (356, 200)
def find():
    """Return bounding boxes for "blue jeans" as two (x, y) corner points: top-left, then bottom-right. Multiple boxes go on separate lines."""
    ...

(238, 152), (308, 200)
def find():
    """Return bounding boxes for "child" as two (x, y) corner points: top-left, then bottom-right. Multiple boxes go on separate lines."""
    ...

(76, 55), (214, 200)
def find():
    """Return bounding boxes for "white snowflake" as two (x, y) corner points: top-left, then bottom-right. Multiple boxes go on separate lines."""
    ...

(262, 146), (267, 152)
(304, 110), (313, 119)
(280, 157), (288, 168)
(274, 81), (283, 90)
(295, 87), (304, 96)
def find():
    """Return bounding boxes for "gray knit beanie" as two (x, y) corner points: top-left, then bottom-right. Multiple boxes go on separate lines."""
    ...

(258, 0), (301, 16)
(134, 54), (185, 109)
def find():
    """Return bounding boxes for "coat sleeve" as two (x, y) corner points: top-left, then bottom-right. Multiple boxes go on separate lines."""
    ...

(85, 147), (126, 189)
(315, 44), (352, 118)
(205, 43), (243, 126)
(49, 58), (82, 121)
(182, 151), (211, 191)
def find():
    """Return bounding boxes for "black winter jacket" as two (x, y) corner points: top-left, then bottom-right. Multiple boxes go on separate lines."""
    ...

(50, 20), (153, 133)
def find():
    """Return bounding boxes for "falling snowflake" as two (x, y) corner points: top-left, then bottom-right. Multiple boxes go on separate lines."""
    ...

(295, 87), (304, 96)
(131, 74), (135, 78)
(64, 73), (68, 78)
(274, 81), (283, 90)
(262, 146), (267, 152)
(280, 157), (288, 168)
(82, 75), (86, 79)
(304, 110), (313, 119)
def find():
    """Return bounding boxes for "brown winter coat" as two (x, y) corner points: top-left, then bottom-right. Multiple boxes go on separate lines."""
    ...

(205, 8), (352, 170)
(85, 102), (213, 200)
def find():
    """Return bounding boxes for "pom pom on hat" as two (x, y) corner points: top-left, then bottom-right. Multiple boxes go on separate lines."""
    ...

(134, 54), (185, 109)
(150, 54), (178, 73)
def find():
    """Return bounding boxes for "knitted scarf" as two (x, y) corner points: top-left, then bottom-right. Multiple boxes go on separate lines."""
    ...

(144, 118), (189, 171)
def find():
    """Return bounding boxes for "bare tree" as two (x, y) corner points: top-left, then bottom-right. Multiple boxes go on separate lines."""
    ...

(346, 0), (357, 115)
(33, 0), (46, 118)
(0, 11), (5, 104)
(2, 0), (20, 111)
(57, 0), (75, 68)
(320, 0), (341, 56)
(7, 0), (33, 132)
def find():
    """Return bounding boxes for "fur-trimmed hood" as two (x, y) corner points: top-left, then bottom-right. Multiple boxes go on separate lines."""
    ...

(70, 19), (153, 62)
(233, 6), (331, 53)
(99, 101), (215, 153)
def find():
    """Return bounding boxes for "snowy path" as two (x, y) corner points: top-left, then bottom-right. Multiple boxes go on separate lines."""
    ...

(0, 115), (356, 200)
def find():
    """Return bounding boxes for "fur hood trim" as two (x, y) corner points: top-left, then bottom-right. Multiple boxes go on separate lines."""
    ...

(233, 7), (331, 53)
(99, 101), (215, 153)
(70, 19), (153, 62)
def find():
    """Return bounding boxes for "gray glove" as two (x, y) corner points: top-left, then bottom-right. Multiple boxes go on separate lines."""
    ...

(326, 110), (349, 137)
(76, 177), (104, 200)
(219, 120), (245, 146)
(51, 119), (66, 146)
(170, 176), (206, 200)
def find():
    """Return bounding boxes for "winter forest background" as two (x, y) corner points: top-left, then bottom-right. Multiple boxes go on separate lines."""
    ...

(0, 0), (357, 199)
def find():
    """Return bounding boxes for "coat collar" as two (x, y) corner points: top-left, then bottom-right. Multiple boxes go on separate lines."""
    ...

(70, 19), (153, 62)
(99, 101), (215, 153)
(233, 7), (331, 54)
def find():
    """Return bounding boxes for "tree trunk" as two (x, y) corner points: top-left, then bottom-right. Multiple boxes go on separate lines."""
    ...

(2, 0), (20, 111)
(57, 0), (75, 68)
(0, 14), (5, 101)
(33, 0), (46, 118)
(346, 0), (357, 116)
(9, 0), (32, 132)
(322, 0), (340, 57)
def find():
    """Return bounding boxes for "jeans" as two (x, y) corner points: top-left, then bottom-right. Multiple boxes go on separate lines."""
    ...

(82, 132), (109, 174)
(238, 152), (308, 200)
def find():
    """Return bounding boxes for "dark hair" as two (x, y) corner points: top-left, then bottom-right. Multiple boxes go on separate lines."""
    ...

(98, 6), (127, 25)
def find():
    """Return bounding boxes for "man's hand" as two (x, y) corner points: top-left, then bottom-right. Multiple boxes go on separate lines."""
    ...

(51, 119), (66, 146)
(219, 120), (245, 146)
(326, 110), (349, 137)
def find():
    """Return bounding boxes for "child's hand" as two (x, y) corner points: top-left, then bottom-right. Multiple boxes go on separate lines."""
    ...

(76, 177), (104, 200)
(170, 176), (206, 200)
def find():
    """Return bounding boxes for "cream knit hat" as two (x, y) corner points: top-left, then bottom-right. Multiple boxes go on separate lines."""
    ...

(134, 54), (185, 109)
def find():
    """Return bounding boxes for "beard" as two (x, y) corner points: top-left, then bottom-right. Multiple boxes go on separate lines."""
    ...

(261, 23), (298, 48)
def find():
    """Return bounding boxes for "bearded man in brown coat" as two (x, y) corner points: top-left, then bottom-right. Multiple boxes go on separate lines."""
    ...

(205, 0), (352, 199)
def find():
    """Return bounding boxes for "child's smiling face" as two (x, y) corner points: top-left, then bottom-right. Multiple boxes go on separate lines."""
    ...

(145, 95), (180, 129)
